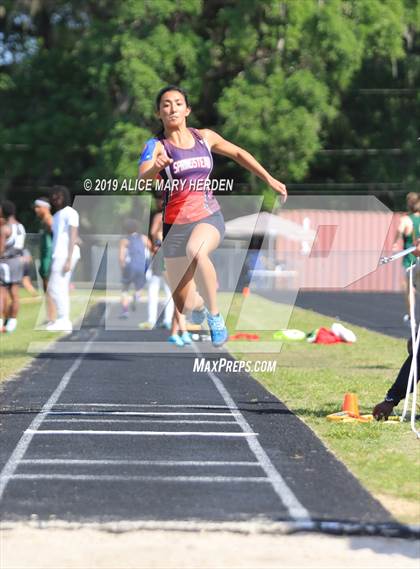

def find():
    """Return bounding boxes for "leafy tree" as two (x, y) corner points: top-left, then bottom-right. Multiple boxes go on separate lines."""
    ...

(0, 0), (418, 222)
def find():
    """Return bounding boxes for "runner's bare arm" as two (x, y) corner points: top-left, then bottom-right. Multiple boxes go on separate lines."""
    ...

(413, 238), (420, 257)
(142, 234), (152, 251)
(0, 226), (6, 256)
(44, 215), (53, 232)
(201, 129), (287, 199)
(138, 140), (173, 180)
(392, 215), (413, 250)
(119, 238), (128, 268)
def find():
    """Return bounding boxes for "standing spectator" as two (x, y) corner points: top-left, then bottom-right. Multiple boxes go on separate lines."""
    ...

(33, 198), (55, 323)
(139, 195), (174, 329)
(373, 343), (419, 420)
(47, 186), (80, 332)
(118, 219), (149, 319)
(0, 201), (26, 333)
(141, 238), (174, 329)
(374, 236), (420, 420)
(392, 192), (420, 321)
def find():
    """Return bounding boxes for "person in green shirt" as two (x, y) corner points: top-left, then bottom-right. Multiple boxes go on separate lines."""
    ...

(392, 192), (420, 321)
(33, 198), (55, 323)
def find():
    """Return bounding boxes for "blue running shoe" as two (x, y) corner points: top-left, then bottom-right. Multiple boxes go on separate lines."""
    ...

(207, 312), (228, 347)
(191, 305), (207, 325)
(167, 334), (184, 347)
(180, 331), (192, 345)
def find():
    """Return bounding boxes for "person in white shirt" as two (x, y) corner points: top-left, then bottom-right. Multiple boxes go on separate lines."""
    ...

(0, 200), (26, 333)
(47, 186), (80, 332)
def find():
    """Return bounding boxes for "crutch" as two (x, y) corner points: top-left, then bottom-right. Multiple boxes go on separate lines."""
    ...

(379, 246), (416, 265)
(379, 245), (419, 436)
(401, 262), (420, 438)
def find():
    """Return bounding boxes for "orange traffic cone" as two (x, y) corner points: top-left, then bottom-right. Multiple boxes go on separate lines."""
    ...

(342, 393), (360, 417)
(242, 287), (250, 297)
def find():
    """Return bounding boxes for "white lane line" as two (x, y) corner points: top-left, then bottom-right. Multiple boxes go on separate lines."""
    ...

(192, 344), (311, 523)
(0, 328), (101, 502)
(27, 429), (258, 437)
(20, 459), (259, 466)
(11, 474), (269, 483)
(47, 411), (236, 417)
(53, 404), (230, 409)
(44, 419), (238, 425)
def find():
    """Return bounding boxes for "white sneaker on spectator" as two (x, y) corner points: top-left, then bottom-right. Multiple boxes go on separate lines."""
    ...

(5, 318), (17, 333)
(46, 319), (73, 332)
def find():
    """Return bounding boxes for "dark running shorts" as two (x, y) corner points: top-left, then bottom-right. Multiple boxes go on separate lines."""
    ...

(0, 256), (24, 286)
(162, 210), (225, 258)
(121, 265), (146, 292)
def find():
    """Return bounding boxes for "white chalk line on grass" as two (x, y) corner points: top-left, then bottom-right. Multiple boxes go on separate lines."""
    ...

(11, 474), (269, 483)
(27, 429), (258, 437)
(0, 326), (101, 502)
(20, 459), (259, 466)
(192, 342), (311, 524)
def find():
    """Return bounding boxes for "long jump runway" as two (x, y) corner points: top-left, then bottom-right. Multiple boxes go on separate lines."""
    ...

(0, 303), (394, 528)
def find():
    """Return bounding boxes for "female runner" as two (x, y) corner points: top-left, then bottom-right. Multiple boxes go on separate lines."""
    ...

(138, 85), (287, 346)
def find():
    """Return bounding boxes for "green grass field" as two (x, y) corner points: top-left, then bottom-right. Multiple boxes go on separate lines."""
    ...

(1, 290), (418, 523)
(0, 290), (97, 382)
(221, 292), (420, 524)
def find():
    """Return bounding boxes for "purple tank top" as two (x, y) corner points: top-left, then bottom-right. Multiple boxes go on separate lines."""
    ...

(160, 128), (220, 224)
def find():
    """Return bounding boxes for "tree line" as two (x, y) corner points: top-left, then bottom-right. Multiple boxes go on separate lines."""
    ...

(1, 0), (419, 227)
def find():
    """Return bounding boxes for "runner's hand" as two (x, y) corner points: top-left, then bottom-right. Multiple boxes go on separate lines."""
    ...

(268, 177), (287, 203)
(154, 149), (173, 172)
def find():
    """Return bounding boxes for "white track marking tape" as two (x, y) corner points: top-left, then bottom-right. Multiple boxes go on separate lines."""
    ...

(11, 474), (268, 483)
(53, 403), (231, 409)
(192, 344), (311, 523)
(20, 459), (259, 466)
(43, 419), (238, 424)
(47, 411), (237, 417)
(0, 327), (101, 501)
(26, 429), (258, 437)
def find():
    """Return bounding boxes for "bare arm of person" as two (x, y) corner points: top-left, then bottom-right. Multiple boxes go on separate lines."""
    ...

(44, 214), (53, 232)
(200, 129), (287, 200)
(0, 226), (8, 257)
(138, 140), (173, 180)
(392, 214), (412, 250)
(119, 238), (128, 269)
(63, 225), (78, 274)
(142, 234), (152, 252)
